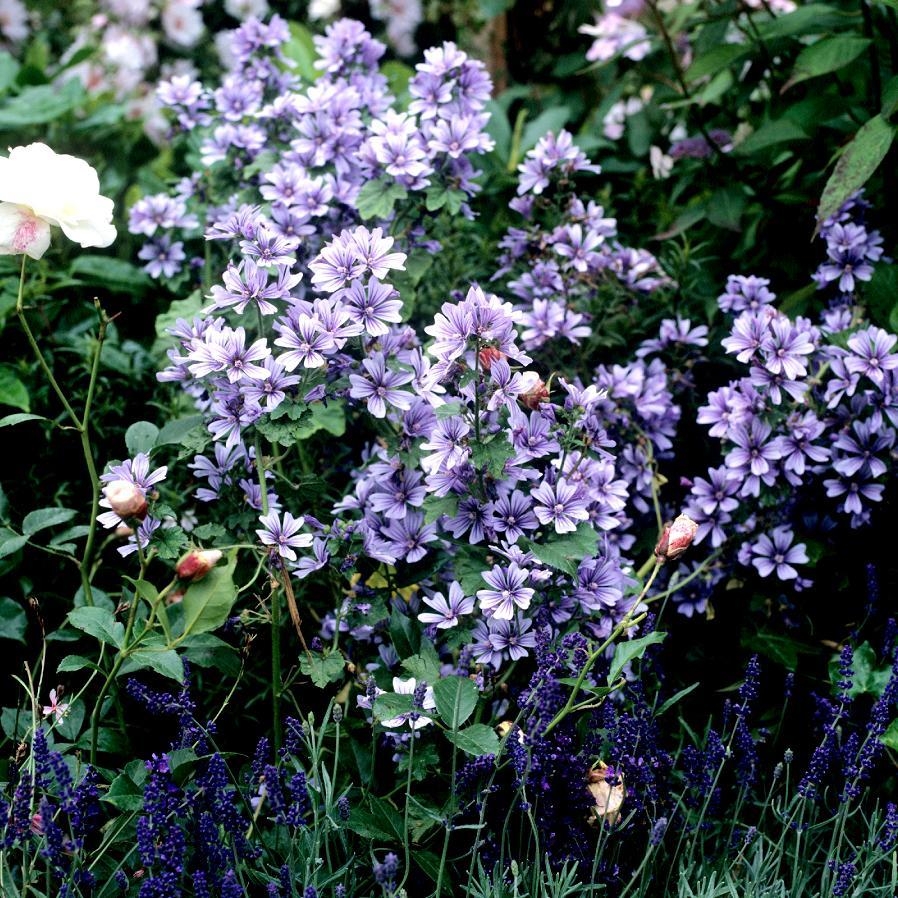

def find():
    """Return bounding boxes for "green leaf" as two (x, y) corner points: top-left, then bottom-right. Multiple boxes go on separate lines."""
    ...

(0, 527), (27, 559)
(125, 421), (160, 456)
(741, 629), (816, 669)
(817, 115), (896, 227)
(446, 723), (500, 756)
(179, 553), (238, 638)
(389, 606), (420, 658)
(70, 256), (152, 295)
(0, 413), (45, 427)
(102, 773), (144, 811)
(373, 692), (414, 723)
(22, 507), (77, 537)
(179, 633), (239, 674)
(67, 606), (125, 649)
(470, 437), (514, 478)
(706, 186), (747, 231)
(526, 524), (598, 577)
(479, 0), (514, 17)
(299, 650), (346, 688)
(433, 676), (478, 730)
(56, 654), (100, 673)
(55, 698), (85, 742)
(156, 414), (205, 446)
(294, 402), (345, 439)
(755, 5), (848, 40)
(282, 21), (319, 82)
(1, 706), (29, 740)
(685, 44), (752, 82)
(0, 52), (20, 92)
(423, 494), (458, 524)
(828, 641), (891, 698)
(654, 682), (700, 717)
(0, 367), (29, 411)
(783, 36), (871, 92)
(0, 78), (85, 126)
(401, 639), (442, 684)
(0, 596), (26, 642)
(608, 632), (666, 684)
(347, 795), (404, 841)
(519, 107), (572, 157)
(153, 291), (204, 357)
(733, 119), (809, 156)
(119, 648), (185, 683)
(356, 178), (408, 221)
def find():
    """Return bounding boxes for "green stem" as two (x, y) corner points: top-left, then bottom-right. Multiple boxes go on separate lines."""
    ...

(543, 562), (662, 735)
(395, 731), (416, 895)
(15, 258), (107, 607)
(89, 592), (142, 765)
(255, 434), (282, 753)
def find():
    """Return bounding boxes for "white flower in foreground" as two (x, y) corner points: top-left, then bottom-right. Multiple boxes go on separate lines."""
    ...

(0, 142), (116, 258)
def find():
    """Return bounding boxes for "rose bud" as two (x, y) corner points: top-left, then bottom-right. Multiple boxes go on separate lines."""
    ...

(586, 761), (625, 826)
(478, 346), (505, 371)
(519, 376), (550, 410)
(103, 479), (147, 521)
(653, 513), (699, 562)
(176, 548), (223, 582)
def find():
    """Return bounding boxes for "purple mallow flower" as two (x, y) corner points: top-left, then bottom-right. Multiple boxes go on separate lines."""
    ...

(257, 510), (314, 561)
(477, 561), (534, 620)
(418, 581), (475, 629)
(749, 526), (808, 581)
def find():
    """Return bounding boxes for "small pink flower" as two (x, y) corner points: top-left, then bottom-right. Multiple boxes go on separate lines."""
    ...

(42, 688), (70, 722)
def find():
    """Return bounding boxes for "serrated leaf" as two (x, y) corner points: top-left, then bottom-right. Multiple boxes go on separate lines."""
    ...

(400, 639), (442, 685)
(817, 114), (895, 227)
(433, 676), (478, 730)
(608, 632), (666, 684)
(119, 648), (185, 683)
(67, 606), (125, 649)
(470, 437), (514, 478)
(423, 494), (458, 524)
(526, 524), (599, 577)
(0, 596), (26, 642)
(446, 723), (500, 756)
(22, 507), (77, 537)
(373, 692), (414, 723)
(125, 421), (160, 456)
(299, 650), (346, 688)
(356, 179), (408, 221)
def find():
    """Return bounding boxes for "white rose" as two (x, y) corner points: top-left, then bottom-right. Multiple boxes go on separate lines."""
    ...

(0, 143), (116, 256)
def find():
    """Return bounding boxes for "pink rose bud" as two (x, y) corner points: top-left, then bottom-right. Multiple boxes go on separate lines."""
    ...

(654, 513), (698, 562)
(478, 346), (505, 371)
(103, 480), (148, 521)
(519, 377), (550, 410)
(176, 549), (223, 582)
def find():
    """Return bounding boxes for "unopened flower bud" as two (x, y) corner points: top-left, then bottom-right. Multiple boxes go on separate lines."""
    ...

(103, 479), (147, 521)
(478, 346), (505, 371)
(175, 548), (223, 582)
(519, 377), (549, 410)
(653, 513), (698, 562)
(586, 761), (624, 826)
